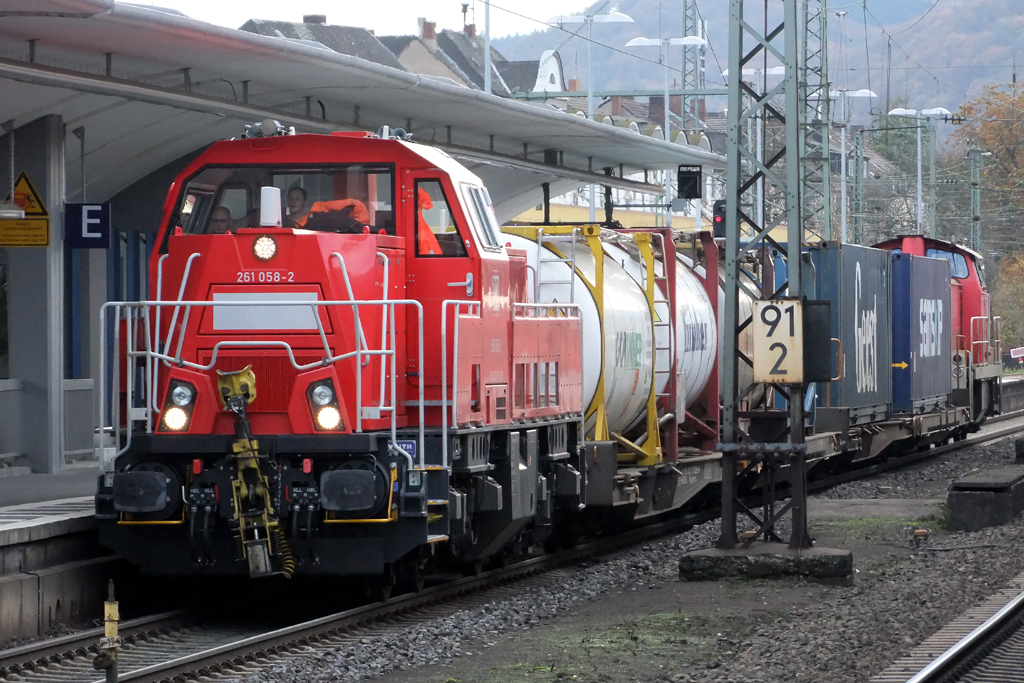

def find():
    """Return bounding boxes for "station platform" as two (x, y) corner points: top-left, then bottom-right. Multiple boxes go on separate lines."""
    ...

(0, 495), (95, 547)
(0, 468), (97, 548)
(0, 467), (96, 508)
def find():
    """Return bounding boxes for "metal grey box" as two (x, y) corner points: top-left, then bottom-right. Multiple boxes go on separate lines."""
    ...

(810, 242), (892, 424)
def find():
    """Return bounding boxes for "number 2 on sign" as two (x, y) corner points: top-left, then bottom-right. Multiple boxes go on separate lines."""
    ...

(752, 300), (804, 384)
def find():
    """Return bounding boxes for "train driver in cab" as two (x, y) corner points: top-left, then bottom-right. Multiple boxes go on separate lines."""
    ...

(285, 187), (310, 227)
(209, 206), (234, 234)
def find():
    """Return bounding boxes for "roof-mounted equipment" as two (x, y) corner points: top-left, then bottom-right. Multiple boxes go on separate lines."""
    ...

(243, 119), (296, 138)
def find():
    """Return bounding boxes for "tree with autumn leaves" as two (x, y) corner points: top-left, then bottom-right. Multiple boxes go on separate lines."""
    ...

(949, 85), (1024, 349)
(951, 85), (1024, 254)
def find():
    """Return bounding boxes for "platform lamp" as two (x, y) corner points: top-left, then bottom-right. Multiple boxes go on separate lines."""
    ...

(549, 11), (635, 222)
(887, 106), (952, 235)
(0, 120), (24, 220)
(832, 89), (877, 242)
(625, 36), (707, 227)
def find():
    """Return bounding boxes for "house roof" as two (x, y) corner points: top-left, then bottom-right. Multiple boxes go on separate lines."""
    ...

(436, 29), (510, 96)
(239, 19), (405, 71)
(496, 61), (539, 93)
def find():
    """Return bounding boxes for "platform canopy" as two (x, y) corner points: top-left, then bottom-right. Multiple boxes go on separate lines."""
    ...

(0, 0), (724, 221)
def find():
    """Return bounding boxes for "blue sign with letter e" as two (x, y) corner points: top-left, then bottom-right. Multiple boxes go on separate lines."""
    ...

(64, 203), (110, 248)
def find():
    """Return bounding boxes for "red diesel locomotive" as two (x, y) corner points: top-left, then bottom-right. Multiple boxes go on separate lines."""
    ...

(96, 125), (589, 581)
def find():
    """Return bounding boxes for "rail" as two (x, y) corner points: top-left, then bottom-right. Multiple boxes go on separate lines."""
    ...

(905, 589), (1024, 683)
(97, 297), (425, 470)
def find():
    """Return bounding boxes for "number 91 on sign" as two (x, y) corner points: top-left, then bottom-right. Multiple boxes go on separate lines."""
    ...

(752, 300), (804, 384)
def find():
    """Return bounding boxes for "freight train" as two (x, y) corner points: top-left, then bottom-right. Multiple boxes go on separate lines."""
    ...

(94, 123), (1002, 588)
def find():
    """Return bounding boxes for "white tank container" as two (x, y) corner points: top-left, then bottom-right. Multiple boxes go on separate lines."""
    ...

(501, 229), (721, 437)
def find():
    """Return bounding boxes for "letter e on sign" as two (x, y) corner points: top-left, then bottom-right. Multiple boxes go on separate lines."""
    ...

(64, 203), (110, 249)
(752, 300), (803, 384)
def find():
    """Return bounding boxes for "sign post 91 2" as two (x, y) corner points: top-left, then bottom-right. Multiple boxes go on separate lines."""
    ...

(752, 300), (804, 384)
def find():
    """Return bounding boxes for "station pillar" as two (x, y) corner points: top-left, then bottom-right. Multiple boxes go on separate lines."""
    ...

(5, 115), (65, 473)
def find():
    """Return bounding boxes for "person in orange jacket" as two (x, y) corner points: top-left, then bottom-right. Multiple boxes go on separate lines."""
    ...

(416, 187), (444, 256)
(293, 198), (370, 232)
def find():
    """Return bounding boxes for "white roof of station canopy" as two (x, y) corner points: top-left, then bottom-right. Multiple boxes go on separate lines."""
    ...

(0, 0), (725, 221)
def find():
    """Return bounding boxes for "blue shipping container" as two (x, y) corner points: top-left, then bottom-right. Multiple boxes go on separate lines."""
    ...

(891, 253), (952, 413)
(809, 242), (893, 424)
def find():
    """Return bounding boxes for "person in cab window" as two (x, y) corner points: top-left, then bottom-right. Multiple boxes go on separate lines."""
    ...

(209, 206), (234, 234)
(294, 197), (370, 233)
(285, 187), (310, 227)
(416, 187), (444, 256)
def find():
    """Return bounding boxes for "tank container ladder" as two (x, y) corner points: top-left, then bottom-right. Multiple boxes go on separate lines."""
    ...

(625, 227), (681, 461)
(535, 227), (580, 304)
(646, 233), (675, 404)
(610, 232), (663, 467)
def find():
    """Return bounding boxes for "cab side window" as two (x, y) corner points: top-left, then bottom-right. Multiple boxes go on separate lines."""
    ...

(414, 180), (467, 257)
(926, 248), (970, 279)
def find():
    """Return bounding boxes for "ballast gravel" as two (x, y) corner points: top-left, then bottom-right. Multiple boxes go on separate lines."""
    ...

(238, 437), (1024, 683)
(822, 434), (1018, 500)
(235, 522), (722, 683)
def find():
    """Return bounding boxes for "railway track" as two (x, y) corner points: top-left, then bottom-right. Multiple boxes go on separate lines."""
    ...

(0, 515), (697, 683)
(3, 410), (1023, 683)
(872, 573), (1024, 683)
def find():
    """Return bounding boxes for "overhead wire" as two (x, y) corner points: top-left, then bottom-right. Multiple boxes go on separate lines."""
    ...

(484, 0), (689, 77)
(889, 0), (942, 37)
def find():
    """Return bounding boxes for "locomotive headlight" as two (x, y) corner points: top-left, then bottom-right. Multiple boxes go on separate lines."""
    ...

(171, 384), (194, 406)
(316, 406), (341, 430)
(311, 384), (334, 406)
(252, 235), (278, 261)
(163, 407), (189, 431)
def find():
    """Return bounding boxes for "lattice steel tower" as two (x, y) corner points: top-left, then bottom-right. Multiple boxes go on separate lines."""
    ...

(800, 0), (831, 241)
(719, 0), (811, 550)
(682, 0), (700, 131)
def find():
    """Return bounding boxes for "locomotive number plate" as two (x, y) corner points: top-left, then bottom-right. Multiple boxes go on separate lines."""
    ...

(236, 270), (295, 283)
(752, 300), (804, 384)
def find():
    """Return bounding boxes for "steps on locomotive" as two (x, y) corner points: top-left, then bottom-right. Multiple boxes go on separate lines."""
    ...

(426, 466), (451, 542)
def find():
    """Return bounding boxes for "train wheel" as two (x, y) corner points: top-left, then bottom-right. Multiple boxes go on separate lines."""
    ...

(398, 550), (429, 594)
(370, 564), (396, 602)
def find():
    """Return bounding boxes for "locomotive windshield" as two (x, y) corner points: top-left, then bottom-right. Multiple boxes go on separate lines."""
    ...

(925, 248), (970, 279)
(174, 164), (395, 236)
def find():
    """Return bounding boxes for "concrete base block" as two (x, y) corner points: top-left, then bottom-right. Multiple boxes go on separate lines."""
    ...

(679, 542), (853, 585)
(946, 465), (1024, 532)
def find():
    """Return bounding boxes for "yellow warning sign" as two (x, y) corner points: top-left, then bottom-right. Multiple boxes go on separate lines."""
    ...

(1, 171), (49, 246)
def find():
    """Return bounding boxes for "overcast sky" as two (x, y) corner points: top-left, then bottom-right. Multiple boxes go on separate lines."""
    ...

(144, 0), (588, 38)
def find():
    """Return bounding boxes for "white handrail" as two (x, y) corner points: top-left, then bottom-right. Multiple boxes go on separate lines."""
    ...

(441, 299), (480, 471)
(98, 298), (425, 468)
(376, 251), (390, 410)
(330, 252), (371, 367)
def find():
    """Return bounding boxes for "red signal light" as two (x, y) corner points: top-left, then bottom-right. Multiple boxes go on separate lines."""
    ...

(192, 458), (203, 475)
(302, 458), (313, 474)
